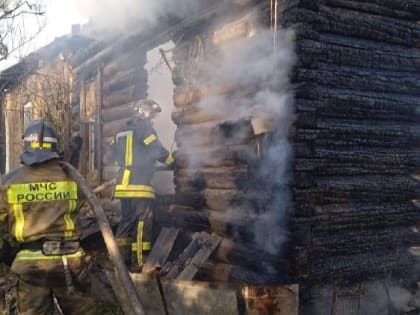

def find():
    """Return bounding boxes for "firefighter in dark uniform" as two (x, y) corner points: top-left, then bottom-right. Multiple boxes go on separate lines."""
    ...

(0, 120), (96, 315)
(108, 99), (174, 271)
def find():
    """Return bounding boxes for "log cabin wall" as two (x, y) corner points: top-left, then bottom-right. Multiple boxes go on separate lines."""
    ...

(279, 0), (420, 313)
(170, 0), (295, 284)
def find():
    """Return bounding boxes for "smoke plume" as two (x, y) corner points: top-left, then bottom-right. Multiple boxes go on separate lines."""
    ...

(186, 26), (296, 257)
(75, 0), (209, 35)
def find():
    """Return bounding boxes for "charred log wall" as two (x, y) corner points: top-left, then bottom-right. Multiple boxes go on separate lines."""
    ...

(281, 0), (420, 295)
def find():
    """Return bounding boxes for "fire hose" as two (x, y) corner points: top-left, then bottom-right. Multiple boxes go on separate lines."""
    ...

(59, 161), (146, 315)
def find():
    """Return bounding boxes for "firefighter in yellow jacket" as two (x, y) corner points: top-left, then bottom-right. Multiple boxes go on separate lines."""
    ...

(0, 120), (96, 315)
(108, 100), (174, 271)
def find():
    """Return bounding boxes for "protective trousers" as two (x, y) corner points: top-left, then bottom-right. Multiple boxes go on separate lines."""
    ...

(10, 249), (96, 315)
(115, 199), (153, 271)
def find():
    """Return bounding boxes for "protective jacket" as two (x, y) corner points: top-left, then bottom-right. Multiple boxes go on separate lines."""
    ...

(0, 160), (81, 243)
(110, 118), (174, 199)
(0, 159), (96, 315)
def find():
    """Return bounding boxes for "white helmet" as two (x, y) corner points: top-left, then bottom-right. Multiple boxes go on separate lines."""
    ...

(133, 99), (162, 119)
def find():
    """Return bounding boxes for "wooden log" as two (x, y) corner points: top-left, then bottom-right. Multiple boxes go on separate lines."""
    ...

(296, 83), (420, 105)
(295, 93), (420, 123)
(297, 36), (420, 72)
(212, 17), (252, 46)
(72, 41), (109, 67)
(103, 85), (136, 107)
(103, 68), (147, 93)
(177, 233), (222, 280)
(172, 106), (224, 125)
(296, 118), (420, 139)
(155, 205), (209, 231)
(313, 175), (418, 193)
(295, 159), (413, 176)
(160, 232), (203, 278)
(319, 0), (420, 21)
(173, 143), (259, 169)
(174, 166), (250, 190)
(173, 84), (260, 108)
(74, 29), (157, 76)
(293, 204), (420, 231)
(103, 50), (148, 78)
(142, 228), (180, 276)
(175, 119), (254, 148)
(310, 249), (415, 283)
(294, 64), (420, 95)
(295, 191), (418, 210)
(102, 101), (139, 122)
(203, 188), (269, 212)
(283, 6), (420, 47)
(311, 227), (420, 257)
(103, 118), (130, 138)
(173, 191), (207, 209)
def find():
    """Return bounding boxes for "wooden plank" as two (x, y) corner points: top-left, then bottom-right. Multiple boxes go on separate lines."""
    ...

(177, 233), (222, 280)
(160, 233), (203, 278)
(142, 228), (180, 276)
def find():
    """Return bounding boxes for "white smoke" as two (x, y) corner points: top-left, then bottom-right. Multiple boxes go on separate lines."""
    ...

(75, 0), (208, 35)
(177, 26), (296, 257)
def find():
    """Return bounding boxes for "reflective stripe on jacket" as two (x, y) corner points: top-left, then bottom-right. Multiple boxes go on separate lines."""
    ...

(110, 118), (173, 199)
(0, 160), (82, 243)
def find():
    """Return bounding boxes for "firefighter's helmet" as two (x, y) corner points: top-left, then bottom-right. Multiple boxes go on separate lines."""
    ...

(20, 120), (60, 165)
(133, 99), (162, 120)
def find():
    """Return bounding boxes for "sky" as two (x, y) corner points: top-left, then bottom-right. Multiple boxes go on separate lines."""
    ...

(0, 0), (87, 70)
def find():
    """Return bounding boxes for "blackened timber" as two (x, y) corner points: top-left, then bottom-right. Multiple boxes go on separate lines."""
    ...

(294, 191), (418, 207)
(177, 233), (222, 280)
(295, 159), (413, 176)
(143, 228), (180, 276)
(297, 37), (420, 72)
(294, 146), (420, 166)
(295, 96), (420, 123)
(296, 84), (420, 106)
(161, 232), (209, 279)
(294, 64), (420, 95)
(283, 7), (420, 47)
(311, 249), (415, 283)
(311, 228), (420, 257)
(320, 0), (419, 20)
(293, 206), (420, 231)
(297, 118), (420, 138)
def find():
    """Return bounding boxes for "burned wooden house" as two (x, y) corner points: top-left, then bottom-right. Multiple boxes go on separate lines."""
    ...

(2, 0), (420, 313)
